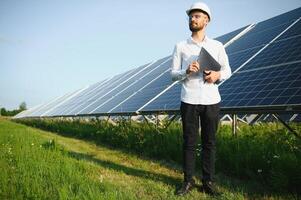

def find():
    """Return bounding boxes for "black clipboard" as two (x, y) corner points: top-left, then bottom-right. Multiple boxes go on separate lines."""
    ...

(198, 47), (221, 83)
(198, 47), (221, 72)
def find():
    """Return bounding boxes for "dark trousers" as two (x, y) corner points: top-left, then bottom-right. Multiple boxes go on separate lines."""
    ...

(180, 101), (220, 183)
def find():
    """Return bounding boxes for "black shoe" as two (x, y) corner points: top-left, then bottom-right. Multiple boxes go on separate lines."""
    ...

(175, 180), (195, 196)
(200, 181), (221, 196)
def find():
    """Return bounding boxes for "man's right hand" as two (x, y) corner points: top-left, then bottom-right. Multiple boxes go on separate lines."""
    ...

(186, 61), (200, 74)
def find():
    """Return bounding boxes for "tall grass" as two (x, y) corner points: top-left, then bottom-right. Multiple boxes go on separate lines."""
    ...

(14, 118), (301, 195)
(0, 119), (136, 199)
(217, 124), (301, 194)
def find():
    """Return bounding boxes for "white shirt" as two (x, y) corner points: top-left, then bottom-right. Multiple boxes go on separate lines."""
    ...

(171, 36), (232, 105)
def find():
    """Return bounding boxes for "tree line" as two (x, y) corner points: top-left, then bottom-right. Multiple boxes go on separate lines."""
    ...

(0, 102), (27, 116)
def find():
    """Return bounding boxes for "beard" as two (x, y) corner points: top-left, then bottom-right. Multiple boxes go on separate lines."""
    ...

(189, 22), (204, 32)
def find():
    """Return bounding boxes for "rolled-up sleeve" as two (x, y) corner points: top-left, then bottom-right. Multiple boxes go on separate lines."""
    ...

(218, 45), (232, 81)
(171, 44), (187, 81)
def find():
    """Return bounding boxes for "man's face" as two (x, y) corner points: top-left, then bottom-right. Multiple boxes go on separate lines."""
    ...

(189, 10), (209, 32)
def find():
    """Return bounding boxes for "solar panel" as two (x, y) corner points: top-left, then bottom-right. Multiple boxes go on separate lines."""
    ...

(227, 47), (262, 72)
(74, 57), (169, 115)
(218, 14), (301, 111)
(227, 7), (300, 55)
(215, 25), (249, 45)
(54, 79), (115, 116)
(238, 20), (301, 72)
(108, 59), (172, 114)
(46, 76), (120, 116)
(47, 80), (109, 116)
(220, 62), (301, 109)
(27, 89), (83, 117)
(47, 65), (144, 116)
(88, 57), (172, 114)
(139, 82), (182, 112)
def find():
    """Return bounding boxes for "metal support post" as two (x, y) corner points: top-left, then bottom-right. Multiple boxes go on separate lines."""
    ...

(232, 114), (237, 136)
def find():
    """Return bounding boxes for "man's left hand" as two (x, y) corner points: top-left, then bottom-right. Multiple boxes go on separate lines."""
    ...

(204, 70), (221, 83)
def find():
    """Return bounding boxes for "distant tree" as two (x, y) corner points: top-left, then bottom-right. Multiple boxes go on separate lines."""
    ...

(1, 108), (7, 116)
(0, 102), (27, 116)
(19, 102), (27, 111)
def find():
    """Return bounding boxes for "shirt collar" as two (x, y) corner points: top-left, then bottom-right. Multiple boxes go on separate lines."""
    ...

(187, 35), (209, 45)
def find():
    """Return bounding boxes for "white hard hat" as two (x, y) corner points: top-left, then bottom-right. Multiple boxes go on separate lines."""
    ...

(186, 2), (211, 21)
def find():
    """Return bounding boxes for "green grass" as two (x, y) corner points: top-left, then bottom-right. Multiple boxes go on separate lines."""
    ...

(14, 118), (301, 194)
(1, 117), (300, 199)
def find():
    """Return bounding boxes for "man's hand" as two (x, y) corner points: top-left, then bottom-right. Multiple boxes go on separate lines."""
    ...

(186, 61), (200, 74)
(204, 70), (221, 83)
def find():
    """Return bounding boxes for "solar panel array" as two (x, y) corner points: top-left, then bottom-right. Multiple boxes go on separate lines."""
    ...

(15, 7), (301, 119)
(220, 8), (301, 112)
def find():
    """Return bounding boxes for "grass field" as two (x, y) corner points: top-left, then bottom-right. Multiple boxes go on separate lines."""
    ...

(1, 117), (299, 199)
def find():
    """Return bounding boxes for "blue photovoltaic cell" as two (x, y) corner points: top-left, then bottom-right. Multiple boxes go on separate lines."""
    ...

(215, 25), (248, 45)
(140, 83), (182, 112)
(109, 60), (172, 113)
(226, 22), (288, 54)
(226, 7), (300, 54)
(239, 20), (301, 72)
(276, 20), (301, 41)
(90, 57), (171, 114)
(219, 62), (301, 108)
(223, 8), (300, 73)
(76, 57), (169, 115)
(227, 47), (262, 72)
(225, 23), (294, 72)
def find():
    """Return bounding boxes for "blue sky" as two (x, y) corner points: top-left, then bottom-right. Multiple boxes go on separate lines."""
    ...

(1, 0), (301, 110)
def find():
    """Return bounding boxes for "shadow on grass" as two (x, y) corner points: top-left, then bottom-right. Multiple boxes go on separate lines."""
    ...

(67, 150), (182, 188)
(67, 150), (299, 199)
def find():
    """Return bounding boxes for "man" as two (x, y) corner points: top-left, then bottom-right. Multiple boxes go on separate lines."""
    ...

(171, 2), (231, 196)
